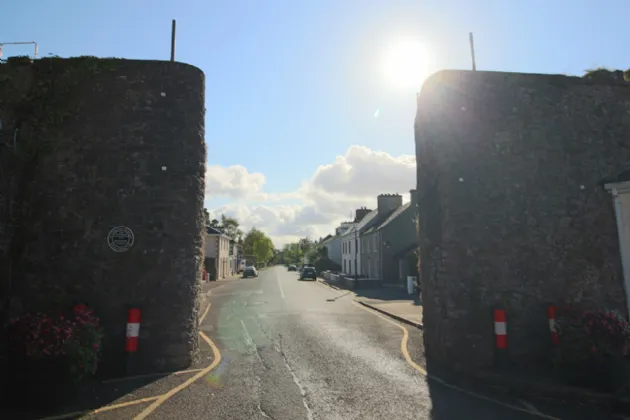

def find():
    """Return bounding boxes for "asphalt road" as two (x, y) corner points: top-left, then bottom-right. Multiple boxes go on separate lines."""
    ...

(77, 266), (616, 420)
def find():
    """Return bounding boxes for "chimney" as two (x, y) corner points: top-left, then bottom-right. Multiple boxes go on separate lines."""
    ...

(354, 206), (371, 223)
(377, 193), (402, 215)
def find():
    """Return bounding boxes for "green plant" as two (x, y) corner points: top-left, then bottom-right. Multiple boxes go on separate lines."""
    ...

(64, 304), (104, 382)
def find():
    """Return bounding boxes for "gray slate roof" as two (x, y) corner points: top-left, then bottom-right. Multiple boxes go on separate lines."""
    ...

(363, 202), (412, 234)
(206, 226), (225, 235)
(340, 209), (380, 237)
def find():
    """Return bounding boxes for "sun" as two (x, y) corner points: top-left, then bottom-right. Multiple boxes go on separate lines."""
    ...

(381, 37), (433, 90)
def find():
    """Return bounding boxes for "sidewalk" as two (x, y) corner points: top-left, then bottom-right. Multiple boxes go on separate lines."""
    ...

(200, 274), (240, 306)
(319, 278), (423, 329)
(354, 288), (423, 329)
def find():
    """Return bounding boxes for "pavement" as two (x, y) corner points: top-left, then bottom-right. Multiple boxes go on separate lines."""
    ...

(350, 285), (423, 328)
(23, 266), (620, 419)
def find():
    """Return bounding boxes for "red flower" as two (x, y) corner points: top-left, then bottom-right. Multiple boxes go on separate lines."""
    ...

(73, 304), (89, 314)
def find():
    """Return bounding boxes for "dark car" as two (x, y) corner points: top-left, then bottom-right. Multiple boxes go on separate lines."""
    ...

(242, 266), (258, 278)
(299, 267), (317, 281)
(288, 265), (297, 271)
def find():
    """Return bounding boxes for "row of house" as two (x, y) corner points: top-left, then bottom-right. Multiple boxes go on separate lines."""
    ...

(319, 190), (419, 288)
(203, 226), (244, 280)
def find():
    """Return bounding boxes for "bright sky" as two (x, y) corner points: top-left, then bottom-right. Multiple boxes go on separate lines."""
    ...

(4, 0), (628, 245)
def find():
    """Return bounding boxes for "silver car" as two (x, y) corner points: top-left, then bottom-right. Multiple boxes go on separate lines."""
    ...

(242, 266), (258, 278)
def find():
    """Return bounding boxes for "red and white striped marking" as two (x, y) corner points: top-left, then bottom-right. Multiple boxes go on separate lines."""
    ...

(494, 309), (507, 350)
(126, 308), (141, 353)
(547, 305), (559, 345)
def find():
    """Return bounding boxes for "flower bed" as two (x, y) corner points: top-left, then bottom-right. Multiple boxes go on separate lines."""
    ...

(553, 307), (630, 393)
(3, 303), (104, 408)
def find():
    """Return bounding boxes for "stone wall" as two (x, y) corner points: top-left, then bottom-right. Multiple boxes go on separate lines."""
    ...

(0, 57), (206, 374)
(415, 70), (630, 372)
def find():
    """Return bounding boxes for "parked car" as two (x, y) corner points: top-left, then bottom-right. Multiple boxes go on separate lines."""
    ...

(288, 265), (297, 271)
(299, 266), (317, 281)
(242, 266), (258, 278)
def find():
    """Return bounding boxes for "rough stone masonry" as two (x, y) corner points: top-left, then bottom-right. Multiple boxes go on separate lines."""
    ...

(415, 69), (630, 373)
(0, 57), (207, 374)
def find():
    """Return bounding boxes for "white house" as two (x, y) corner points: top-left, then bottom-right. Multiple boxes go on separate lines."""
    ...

(322, 221), (354, 265)
(340, 224), (358, 275)
(205, 227), (231, 279)
(340, 209), (379, 276)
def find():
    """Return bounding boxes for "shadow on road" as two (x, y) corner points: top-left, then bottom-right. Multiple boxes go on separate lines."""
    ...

(0, 370), (173, 420)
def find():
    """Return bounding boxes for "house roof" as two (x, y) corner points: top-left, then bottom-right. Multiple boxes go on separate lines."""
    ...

(378, 202), (411, 230)
(603, 168), (630, 185)
(206, 226), (226, 236)
(320, 234), (333, 244)
(362, 205), (407, 235)
(320, 235), (335, 245)
(340, 209), (379, 237)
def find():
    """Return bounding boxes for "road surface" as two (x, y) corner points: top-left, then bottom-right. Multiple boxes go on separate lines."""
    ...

(78, 266), (613, 420)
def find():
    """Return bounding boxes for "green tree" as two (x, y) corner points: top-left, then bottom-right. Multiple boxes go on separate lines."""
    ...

(243, 228), (275, 265)
(220, 214), (243, 242)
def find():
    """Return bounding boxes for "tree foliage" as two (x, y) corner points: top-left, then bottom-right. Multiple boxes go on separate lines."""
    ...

(243, 227), (275, 264)
(582, 67), (630, 82)
(220, 214), (243, 242)
(203, 208), (243, 241)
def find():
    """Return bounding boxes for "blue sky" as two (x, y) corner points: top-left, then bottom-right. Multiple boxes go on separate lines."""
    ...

(4, 0), (628, 243)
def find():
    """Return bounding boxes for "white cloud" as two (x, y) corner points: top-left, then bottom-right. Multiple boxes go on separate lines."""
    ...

(205, 145), (416, 247)
(205, 164), (267, 201)
(308, 145), (416, 197)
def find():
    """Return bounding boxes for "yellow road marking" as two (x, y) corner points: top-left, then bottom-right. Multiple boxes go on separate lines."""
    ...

(43, 297), (219, 420)
(352, 301), (561, 420)
(199, 302), (211, 325)
(101, 368), (206, 384)
(38, 396), (161, 420)
(352, 301), (427, 375)
(132, 331), (222, 420)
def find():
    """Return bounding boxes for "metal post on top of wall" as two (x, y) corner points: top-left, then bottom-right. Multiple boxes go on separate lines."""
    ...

(170, 20), (177, 62)
(469, 32), (477, 71)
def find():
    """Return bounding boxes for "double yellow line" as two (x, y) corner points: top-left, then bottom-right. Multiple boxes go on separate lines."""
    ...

(353, 302), (561, 420)
(40, 298), (222, 420)
(317, 280), (559, 420)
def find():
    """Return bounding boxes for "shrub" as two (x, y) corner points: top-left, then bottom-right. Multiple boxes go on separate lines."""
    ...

(5, 303), (104, 383)
(554, 306), (630, 391)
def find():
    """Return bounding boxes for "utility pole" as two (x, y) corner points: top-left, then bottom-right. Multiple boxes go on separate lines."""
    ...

(170, 20), (177, 62)
(469, 32), (477, 71)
